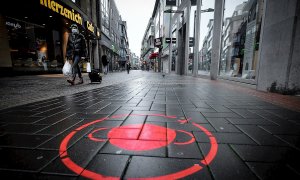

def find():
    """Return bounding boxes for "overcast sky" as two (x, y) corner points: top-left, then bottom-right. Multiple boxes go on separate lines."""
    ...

(114, 0), (156, 57)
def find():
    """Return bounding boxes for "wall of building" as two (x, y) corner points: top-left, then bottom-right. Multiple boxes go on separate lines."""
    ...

(0, 15), (12, 69)
(257, 0), (300, 91)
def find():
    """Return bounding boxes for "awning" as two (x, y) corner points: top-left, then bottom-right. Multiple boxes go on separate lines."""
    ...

(149, 52), (159, 59)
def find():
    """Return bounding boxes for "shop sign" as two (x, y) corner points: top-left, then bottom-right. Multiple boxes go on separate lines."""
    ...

(166, 0), (177, 6)
(96, 28), (101, 38)
(40, 0), (83, 25)
(6, 21), (22, 29)
(86, 21), (95, 33)
(154, 37), (162, 48)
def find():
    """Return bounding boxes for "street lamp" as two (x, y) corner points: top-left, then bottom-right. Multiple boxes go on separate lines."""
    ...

(193, 2), (214, 77)
(164, 9), (184, 75)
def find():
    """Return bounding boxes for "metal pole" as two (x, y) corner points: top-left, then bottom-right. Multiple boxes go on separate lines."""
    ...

(168, 7), (172, 74)
(193, 0), (201, 77)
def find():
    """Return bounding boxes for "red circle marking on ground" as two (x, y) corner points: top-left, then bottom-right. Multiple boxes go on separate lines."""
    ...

(59, 114), (218, 179)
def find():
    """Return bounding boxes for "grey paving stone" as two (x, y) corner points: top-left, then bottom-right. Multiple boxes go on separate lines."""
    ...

(231, 145), (291, 162)
(1, 124), (48, 134)
(0, 148), (58, 171)
(259, 125), (300, 135)
(0, 134), (53, 149)
(41, 138), (106, 175)
(246, 162), (300, 180)
(79, 154), (130, 178)
(124, 156), (213, 179)
(184, 111), (209, 123)
(236, 125), (288, 146)
(202, 112), (242, 118)
(230, 109), (263, 118)
(226, 118), (277, 125)
(206, 118), (241, 133)
(198, 143), (257, 180)
(35, 118), (83, 135)
(193, 132), (257, 145)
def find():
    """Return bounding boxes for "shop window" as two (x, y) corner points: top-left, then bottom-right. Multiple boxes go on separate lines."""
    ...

(219, 0), (263, 79)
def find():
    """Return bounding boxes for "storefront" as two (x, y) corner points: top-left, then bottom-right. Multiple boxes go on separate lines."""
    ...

(0, 0), (99, 75)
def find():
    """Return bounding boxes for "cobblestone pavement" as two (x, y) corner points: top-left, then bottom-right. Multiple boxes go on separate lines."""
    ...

(0, 71), (299, 179)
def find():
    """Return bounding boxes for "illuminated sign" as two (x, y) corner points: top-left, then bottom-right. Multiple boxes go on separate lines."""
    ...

(40, 0), (83, 25)
(86, 21), (95, 33)
(6, 21), (21, 29)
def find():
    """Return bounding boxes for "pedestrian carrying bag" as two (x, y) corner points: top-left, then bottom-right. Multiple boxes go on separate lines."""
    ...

(62, 60), (72, 77)
(86, 62), (91, 73)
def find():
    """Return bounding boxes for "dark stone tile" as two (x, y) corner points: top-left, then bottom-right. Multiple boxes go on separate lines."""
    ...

(202, 112), (242, 118)
(236, 125), (288, 146)
(131, 111), (165, 116)
(75, 119), (122, 128)
(168, 141), (203, 159)
(121, 115), (146, 126)
(259, 125), (300, 135)
(137, 101), (153, 107)
(0, 170), (39, 179)
(194, 132), (256, 145)
(35, 118), (83, 135)
(96, 105), (120, 114)
(226, 118), (277, 125)
(0, 148), (58, 171)
(206, 118), (241, 133)
(34, 113), (77, 125)
(120, 106), (150, 111)
(184, 111), (209, 123)
(150, 104), (166, 111)
(0, 134), (53, 148)
(249, 110), (292, 126)
(73, 114), (108, 120)
(127, 98), (142, 104)
(146, 116), (178, 123)
(79, 154), (130, 178)
(0, 116), (42, 124)
(85, 101), (111, 110)
(231, 145), (291, 162)
(31, 108), (69, 117)
(37, 126), (92, 150)
(246, 162), (300, 180)
(167, 122), (215, 132)
(276, 135), (300, 149)
(42, 138), (106, 175)
(199, 143), (257, 180)
(1, 124), (48, 134)
(2, 110), (37, 117)
(37, 174), (78, 180)
(224, 105), (261, 109)
(124, 156), (213, 179)
(99, 139), (167, 157)
(192, 102), (211, 108)
(230, 109), (263, 118)
(109, 110), (132, 120)
(209, 105), (233, 112)
(267, 109), (300, 120)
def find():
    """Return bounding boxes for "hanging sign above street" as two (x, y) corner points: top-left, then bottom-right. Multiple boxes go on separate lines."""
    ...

(154, 37), (162, 48)
(166, 0), (177, 6)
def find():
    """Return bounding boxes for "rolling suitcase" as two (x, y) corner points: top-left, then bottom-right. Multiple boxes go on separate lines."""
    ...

(88, 69), (102, 83)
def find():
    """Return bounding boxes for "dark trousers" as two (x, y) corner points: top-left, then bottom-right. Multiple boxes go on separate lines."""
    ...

(72, 55), (82, 78)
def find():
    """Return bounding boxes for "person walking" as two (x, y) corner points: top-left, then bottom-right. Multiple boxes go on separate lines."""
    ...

(66, 24), (88, 85)
(126, 60), (131, 74)
(101, 55), (109, 74)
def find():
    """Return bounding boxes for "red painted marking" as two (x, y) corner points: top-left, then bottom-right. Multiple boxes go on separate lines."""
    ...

(108, 127), (141, 139)
(60, 114), (218, 179)
(173, 130), (195, 145)
(192, 122), (218, 165)
(109, 124), (176, 151)
(59, 131), (76, 156)
(88, 128), (108, 142)
(139, 124), (175, 141)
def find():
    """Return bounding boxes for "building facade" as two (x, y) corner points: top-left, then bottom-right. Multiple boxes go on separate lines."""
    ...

(143, 0), (300, 92)
(0, 0), (100, 75)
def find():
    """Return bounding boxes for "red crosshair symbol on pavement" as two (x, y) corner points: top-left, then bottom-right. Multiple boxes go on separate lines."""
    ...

(59, 114), (218, 179)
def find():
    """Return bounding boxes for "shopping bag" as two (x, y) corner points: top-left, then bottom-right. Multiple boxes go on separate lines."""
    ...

(62, 60), (72, 77)
(86, 62), (91, 73)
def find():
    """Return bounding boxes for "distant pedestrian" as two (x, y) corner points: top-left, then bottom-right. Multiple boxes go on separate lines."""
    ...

(126, 61), (131, 74)
(66, 24), (88, 85)
(102, 55), (109, 74)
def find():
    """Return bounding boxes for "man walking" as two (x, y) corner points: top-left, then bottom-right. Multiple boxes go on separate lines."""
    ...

(66, 24), (88, 85)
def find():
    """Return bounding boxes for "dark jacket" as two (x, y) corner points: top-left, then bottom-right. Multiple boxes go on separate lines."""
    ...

(66, 33), (88, 58)
(102, 55), (108, 66)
